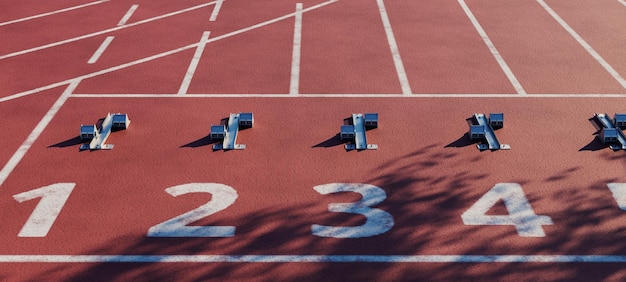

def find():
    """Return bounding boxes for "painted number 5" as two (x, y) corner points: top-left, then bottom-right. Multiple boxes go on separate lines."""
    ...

(312, 183), (394, 238)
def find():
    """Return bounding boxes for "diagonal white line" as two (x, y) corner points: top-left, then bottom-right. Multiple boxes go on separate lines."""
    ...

(290, 3), (303, 95)
(0, 1), (219, 60)
(209, 0), (224, 21)
(178, 31), (211, 95)
(377, 0), (412, 95)
(87, 36), (114, 64)
(458, 0), (526, 95)
(0, 0), (109, 27)
(0, 80), (79, 188)
(117, 4), (139, 26)
(619, 0), (626, 7)
(1, 0), (339, 102)
(537, 0), (626, 90)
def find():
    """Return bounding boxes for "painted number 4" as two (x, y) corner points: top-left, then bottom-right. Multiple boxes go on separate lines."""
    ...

(461, 183), (553, 237)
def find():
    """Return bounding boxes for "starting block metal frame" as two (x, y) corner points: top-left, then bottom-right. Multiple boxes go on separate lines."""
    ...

(468, 113), (510, 151)
(211, 112), (253, 150)
(80, 113), (130, 151)
(593, 113), (626, 150)
(340, 113), (378, 150)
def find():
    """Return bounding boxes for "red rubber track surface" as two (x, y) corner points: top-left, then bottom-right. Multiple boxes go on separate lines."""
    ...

(2, 0), (626, 281)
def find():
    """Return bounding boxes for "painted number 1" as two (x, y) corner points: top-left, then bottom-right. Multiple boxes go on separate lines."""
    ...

(13, 183), (75, 237)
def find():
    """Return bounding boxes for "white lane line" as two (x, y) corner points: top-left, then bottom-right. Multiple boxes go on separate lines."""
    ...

(377, 0), (411, 95)
(619, 0), (626, 7)
(117, 4), (139, 26)
(87, 36), (114, 64)
(1, 0), (339, 102)
(537, 0), (626, 90)
(0, 0), (108, 27)
(2, 255), (626, 263)
(458, 0), (526, 95)
(0, 80), (79, 188)
(70, 93), (626, 98)
(209, 0), (223, 21)
(0, 1), (220, 60)
(290, 3), (303, 95)
(178, 31), (211, 95)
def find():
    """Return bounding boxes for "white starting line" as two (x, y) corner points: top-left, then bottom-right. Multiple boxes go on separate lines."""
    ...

(68, 93), (626, 98)
(2, 255), (626, 263)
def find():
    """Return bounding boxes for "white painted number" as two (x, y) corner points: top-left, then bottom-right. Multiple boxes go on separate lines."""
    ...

(607, 183), (626, 210)
(312, 183), (394, 238)
(13, 183), (75, 237)
(461, 183), (553, 237)
(147, 183), (238, 237)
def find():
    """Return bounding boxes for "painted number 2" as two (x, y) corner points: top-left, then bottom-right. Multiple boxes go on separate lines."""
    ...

(147, 183), (238, 237)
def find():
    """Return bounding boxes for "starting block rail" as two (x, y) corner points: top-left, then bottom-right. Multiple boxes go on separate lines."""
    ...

(80, 113), (130, 151)
(212, 112), (253, 150)
(469, 113), (510, 151)
(594, 113), (626, 150)
(341, 113), (378, 150)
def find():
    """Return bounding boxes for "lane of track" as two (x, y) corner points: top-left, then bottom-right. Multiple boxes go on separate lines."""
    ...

(299, 0), (401, 94)
(545, 0), (626, 90)
(385, 0), (517, 94)
(466, 0), (626, 94)
(185, 0), (299, 94)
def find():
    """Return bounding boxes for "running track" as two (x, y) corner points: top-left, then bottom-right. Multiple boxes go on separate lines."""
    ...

(2, 0), (626, 281)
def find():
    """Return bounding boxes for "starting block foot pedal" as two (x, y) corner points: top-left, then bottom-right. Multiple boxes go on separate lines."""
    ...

(80, 144), (114, 151)
(345, 144), (378, 150)
(477, 144), (488, 151)
(213, 144), (246, 150)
